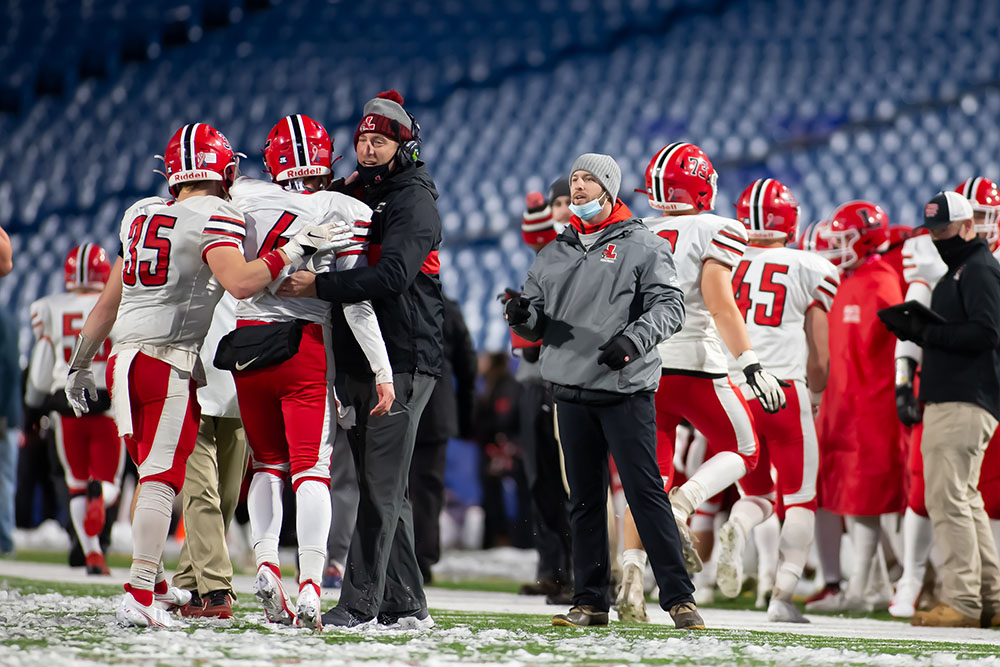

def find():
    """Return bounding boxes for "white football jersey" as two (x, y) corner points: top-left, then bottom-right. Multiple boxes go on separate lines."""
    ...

(229, 177), (372, 324)
(109, 194), (245, 371)
(901, 234), (947, 290)
(27, 291), (113, 397)
(726, 246), (840, 384)
(645, 212), (749, 374)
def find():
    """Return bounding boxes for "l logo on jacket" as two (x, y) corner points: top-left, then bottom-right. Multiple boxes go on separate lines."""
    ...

(601, 244), (617, 264)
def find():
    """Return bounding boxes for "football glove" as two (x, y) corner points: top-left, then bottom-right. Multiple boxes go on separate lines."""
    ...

(66, 369), (98, 417)
(597, 335), (640, 371)
(502, 288), (531, 326)
(738, 350), (789, 414)
(895, 357), (922, 426)
(281, 221), (354, 265)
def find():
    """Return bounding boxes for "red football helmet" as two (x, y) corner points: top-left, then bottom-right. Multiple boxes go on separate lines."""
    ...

(735, 178), (800, 242)
(160, 123), (238, 197)
(955, 177), (1000, 247)
(644, 142), (717, 212)
(821, 200), (889, 267)
(263, 114), (332, 184)
(887, 224), (917, 249)
(65, 244), (110, 291)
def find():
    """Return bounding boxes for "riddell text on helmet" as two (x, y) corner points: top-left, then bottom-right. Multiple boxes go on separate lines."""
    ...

(283, 166), (326, 179)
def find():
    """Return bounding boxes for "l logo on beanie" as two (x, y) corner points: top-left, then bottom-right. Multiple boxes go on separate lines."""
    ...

(353, 90), (414, 147)
(360, 116), (376, 132)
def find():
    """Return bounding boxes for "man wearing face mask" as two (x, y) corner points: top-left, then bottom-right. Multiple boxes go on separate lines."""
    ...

(885, 191), (1000, 628)
(278, 89), (443, 628)
(506, 154), (701, 630)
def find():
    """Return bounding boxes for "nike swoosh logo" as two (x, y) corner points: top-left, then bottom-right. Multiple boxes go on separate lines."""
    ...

(234, 357), (259, 371)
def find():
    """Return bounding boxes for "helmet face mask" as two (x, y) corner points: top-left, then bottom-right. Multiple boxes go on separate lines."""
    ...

(645, 143), (717, 213)
(956, 178), (1000, 249)
(821, 200), (889, 269)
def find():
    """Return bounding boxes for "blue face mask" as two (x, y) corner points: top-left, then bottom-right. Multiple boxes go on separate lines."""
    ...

(569, 194), (606, 221)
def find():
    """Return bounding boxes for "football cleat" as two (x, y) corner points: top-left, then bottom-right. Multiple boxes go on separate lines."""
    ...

(669, 489), (703, 574)
(254, 564), (296, 626)
(154, 585), (192, 611)
(889, 577), (922, 618)
(117, 586), (180, 628)
(85, 551), (110, 576)
(767, 598), (809, 623)
(615, 562), (649, 623)
(295, 581), (322, 630)
(716, 521), (747, 599)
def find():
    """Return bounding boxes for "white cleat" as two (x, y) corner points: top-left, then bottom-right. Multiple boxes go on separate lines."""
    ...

(117, 590), (180, 628)
(804, 589), (868, 613)
(767, 598), (810, 623)
(154, 586), (192, 611)
(889, 578), (921, 618)
(295, 581), (322, 630)
(716, 521), (746, 598)
(254, 565), (296, 626)
(756, 571), (775, 610)
(668, 489), (703, 575)
(615, 562), (649, 623)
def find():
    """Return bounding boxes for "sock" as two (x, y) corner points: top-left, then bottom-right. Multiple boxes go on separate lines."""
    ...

(774, 507), (814, 601)
(102, 481), (121, 507)
(879, 512), (903, 576)
(295, 480), (331, 585)
(814, 508), (843, 585)
(621, 548), (648, 570)
(124, 583), (154, 607)
(129, 481), (174, 594)
(69, 495), (102, 555)
(845, 515), (880, 600)
(753, 511), (780, 590)
(675, 451), (747, 523)
(900, 508), (933, 587)
(248, 472), (284, 571)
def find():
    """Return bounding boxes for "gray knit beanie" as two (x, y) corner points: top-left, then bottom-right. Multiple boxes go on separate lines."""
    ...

(569, 153), (621, 202)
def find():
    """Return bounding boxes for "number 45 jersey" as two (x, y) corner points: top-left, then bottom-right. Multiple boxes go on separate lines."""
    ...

(111, 194), (245, 368)
(645, 212), (749, 374)
(727, 246), (839, 383)
(229, 177), (372, 324)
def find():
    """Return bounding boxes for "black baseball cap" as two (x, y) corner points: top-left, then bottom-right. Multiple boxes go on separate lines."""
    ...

(918, 191), (974, 230)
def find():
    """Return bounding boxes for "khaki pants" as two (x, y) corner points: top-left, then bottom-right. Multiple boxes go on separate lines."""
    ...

(172, 416), (249, 595)
(922, 402), (1000, 617)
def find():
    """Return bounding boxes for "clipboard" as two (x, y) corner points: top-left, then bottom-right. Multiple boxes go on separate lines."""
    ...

(877, 300), (946, 332)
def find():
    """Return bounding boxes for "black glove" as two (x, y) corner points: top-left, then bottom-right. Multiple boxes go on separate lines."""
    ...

(502, 288), (531, 326)
(884, 317), (928, 344)
(597, 335), (640, 371)
(896, 383), (923, 426)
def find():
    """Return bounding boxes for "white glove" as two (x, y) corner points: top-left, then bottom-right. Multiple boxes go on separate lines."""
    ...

(281, 221), (354, 265)
(738, 350), (788, 414)
(66, 369), (98, 417)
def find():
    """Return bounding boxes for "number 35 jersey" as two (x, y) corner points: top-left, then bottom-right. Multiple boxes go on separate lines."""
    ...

(644, 212), (749, 374)
(229, 177), (371, 325)
(111, 194), (245, 364)
(727, 246), (839, 383)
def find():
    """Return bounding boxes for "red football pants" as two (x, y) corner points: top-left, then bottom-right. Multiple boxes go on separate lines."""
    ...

(52, 414), (125, 494)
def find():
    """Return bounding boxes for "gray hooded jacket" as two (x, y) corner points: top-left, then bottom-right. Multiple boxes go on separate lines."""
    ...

(512, 213), (685, 395)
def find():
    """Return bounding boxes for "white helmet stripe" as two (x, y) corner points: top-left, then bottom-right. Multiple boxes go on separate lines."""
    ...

(78, 244), (89, 286)
(285, 116), (302, 167)
(179, 125), (191, 171)
(651, 142), (685, 204)
(295, 114), (311, 167)
(750, 178), (770, 231)
(188, 123), (200, 171)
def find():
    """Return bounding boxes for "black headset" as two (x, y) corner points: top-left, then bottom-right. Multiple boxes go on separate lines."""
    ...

(391, 110), (422, 166)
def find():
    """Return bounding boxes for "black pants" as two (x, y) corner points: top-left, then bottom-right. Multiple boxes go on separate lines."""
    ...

(408, 436), (447, 584)
(520, 380), (572, 585)
(337, 372), (437, 618)
(556, 392), (694, 611)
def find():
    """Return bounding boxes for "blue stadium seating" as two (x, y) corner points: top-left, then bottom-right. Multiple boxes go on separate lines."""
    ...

(2, 0), (999, 355)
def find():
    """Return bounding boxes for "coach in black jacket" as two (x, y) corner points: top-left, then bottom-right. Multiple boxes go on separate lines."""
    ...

(280, 90), (444, 627)
(886, 191), (1000, 628)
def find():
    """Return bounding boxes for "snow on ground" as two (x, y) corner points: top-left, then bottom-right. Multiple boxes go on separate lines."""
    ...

(2, 559), (1000, 666)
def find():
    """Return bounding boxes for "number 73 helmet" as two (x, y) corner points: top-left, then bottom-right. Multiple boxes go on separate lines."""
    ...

(643, 142), (717, 213)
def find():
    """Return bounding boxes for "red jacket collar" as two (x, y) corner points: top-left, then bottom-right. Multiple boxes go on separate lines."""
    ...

(569, 200), (633, 235)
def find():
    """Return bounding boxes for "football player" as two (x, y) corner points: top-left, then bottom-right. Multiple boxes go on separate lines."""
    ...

(809, 201), (906, 612)
(65, 123), (352, 628)
(227, 114), (392, 630)
(616, 143), (786, 623)
(25, 244), (123, 576)
(712, 179), (839, 622)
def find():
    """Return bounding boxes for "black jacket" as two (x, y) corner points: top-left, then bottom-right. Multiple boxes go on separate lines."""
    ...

(919, 238), (1000, 419)
(416, 298), (478, 443)
(321, 162), (444, 378)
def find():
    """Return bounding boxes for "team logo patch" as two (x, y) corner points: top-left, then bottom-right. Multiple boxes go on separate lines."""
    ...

(600, 244), (618, 264)
(360, 115), (376, 132)
(279, 155), (287, 165)
(843, 304), (861, 324)
(195, 151), (217, 167)
(924, 202), (938, 217)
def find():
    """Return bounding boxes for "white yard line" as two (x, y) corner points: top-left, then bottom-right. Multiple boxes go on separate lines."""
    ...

(3, 559), (998, 647)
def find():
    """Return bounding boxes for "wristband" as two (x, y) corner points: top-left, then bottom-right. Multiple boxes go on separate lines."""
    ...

(68, 333), (103, 370)
(261, 250), (286, 280)
(736, 349), (759, 370)
(894, 357), (916, 387)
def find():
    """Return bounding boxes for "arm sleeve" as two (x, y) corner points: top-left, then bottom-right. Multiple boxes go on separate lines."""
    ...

(622, 238), (686, 352)
(316, 190), (439, 304)
(704, 218), (748, 268)
(201, 205), (247, 262)
(921, 263), (1000, 352)
(341, 300), (393, 384)
(510, 266), (547, 342)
